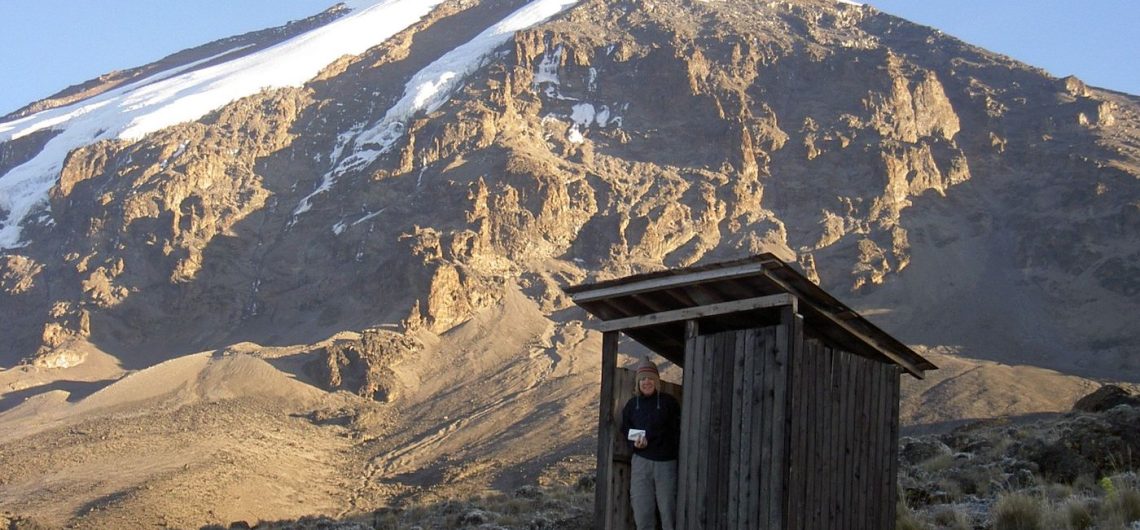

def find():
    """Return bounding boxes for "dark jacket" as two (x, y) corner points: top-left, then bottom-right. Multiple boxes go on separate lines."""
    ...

(620, 390), (681, 461)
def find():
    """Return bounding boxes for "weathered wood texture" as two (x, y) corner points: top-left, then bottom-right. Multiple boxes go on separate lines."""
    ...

(604, 361), (684, 530)
(668, 327), (899, 530)
(577, 256), (922, 530)
(596, 331), (619, 530)
(783, 338), (900, 530)
(600, 329), (901, 530)
(676, 323), (791, 530)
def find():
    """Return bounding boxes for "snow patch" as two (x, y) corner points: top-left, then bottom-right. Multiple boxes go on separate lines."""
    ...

(567, 126), (585, 144)
(298, 0), (581, 218)
(570, 103), (596, 127)
(533, 45), (564, 86)
(0, 0), (449, 249)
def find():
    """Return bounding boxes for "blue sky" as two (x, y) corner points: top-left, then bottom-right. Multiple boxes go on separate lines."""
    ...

(1, 1), (1138, 116)
(869, 1), (1139, 96)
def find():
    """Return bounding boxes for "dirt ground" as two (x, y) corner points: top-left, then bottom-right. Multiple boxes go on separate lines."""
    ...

(0, 289), (603, 528)
(1, 289), (1122, 529)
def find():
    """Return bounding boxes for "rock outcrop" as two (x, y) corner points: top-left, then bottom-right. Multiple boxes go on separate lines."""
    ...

(0, 0), (1138, 426)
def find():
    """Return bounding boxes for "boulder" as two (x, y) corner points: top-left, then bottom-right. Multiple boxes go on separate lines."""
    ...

(900, 437), (953, 466)
(1073, 384), (1140, 413)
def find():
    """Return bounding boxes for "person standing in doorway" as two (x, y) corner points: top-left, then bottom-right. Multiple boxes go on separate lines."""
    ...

(621, 358), (681, 530)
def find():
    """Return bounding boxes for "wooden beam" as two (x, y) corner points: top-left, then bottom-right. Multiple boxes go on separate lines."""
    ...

(596, 293), (795, 332)
(759, 271), (926, 379)
(595, 331), (619, 530)
(569, 261), (775, 304)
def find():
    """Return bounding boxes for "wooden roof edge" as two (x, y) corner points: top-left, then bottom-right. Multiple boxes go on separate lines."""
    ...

(596, 293), (796, 333)
(563, 253), (781, 298)
(563, 253), (937, 377)
(757, 266), (937, 378)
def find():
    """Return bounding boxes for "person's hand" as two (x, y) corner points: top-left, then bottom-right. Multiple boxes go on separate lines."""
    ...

(634, 435), (647, 449)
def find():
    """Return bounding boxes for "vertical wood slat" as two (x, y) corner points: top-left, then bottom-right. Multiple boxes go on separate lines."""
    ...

(848, 353), (859, 527)
(876, 363), (891, 530)
(727, 327), (748, 530)
(716, 330), (734, 530)
(852, 354), (860, 525)
(829, 347), (842, 529)
(807, 341), (824, 530)
(680, 323), (704, 530)
(869, 361), (884, 530)
(792, 315), (804, 530)
(844, 352), (856, 529)
(845, 353), (857, 528)
(769, 322), (782, 530)
(833, 349), (846, 529)
(817, 345), (830, 530)
(878, 362), (891, 530)
(706, 332), (725, 530)
(697, 330), (711, 530)
(794, 338), (814, 530)
(612, 461), (633, 530)
(821, 343), (834, 530)
(814, 341), (829, 530)
(757, 327), (775, 528)
(861, 359), (875, 530)
(595, 331), (619, 530)
(677, 320), (698, 530)
(879, 363), (895, 530)
(887, 365), (902, 530)
(726, 332), (742, 526)
(871, 363), (883, 530)
(787, 317), (806, 530)
(738, 328), (758, 530)
(753, 329), (768, 528)
(770, 309), (792, 530)
(854, 357), (869, 530)
(708, 331), (727, 530)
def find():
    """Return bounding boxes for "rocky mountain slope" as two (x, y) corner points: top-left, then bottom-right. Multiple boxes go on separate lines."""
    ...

(1, 0), (1139, 526)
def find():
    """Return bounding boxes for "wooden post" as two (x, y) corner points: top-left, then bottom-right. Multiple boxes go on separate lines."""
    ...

(596, 331), (620, 530)
(676, 320), (698, 529)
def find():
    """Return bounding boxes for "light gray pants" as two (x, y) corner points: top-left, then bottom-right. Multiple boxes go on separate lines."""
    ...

(630, 454), (677, 530)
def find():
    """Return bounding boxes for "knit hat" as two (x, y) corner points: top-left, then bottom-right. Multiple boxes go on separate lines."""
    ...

(635, 358), (660, 385)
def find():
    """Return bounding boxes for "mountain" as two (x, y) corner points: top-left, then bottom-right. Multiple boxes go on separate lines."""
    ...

(1, 0), (1139, 526)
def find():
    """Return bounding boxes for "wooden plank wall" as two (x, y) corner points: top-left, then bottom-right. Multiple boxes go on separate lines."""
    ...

(603, 359), (684, 529)
(784, 338), (901, 530)
(676, 323), (790, 529)
(603, 325), (903, 530)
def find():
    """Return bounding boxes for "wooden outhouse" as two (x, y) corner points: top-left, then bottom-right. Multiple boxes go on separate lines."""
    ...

(565, 254), (936, 530)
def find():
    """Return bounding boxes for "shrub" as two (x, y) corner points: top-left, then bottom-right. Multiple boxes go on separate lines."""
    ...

(1101, 487), (1140, 525)
(930, 505), (971, 530)
(1061, 498), (1094, 530)
(896, 499), (929, 530)
(992, 492), (1044, 530)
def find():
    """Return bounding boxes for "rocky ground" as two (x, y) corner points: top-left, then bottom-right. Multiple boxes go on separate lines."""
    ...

(5, 386), (1139, 530)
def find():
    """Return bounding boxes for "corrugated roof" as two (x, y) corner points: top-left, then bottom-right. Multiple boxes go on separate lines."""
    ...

(565, 253), (936, 378)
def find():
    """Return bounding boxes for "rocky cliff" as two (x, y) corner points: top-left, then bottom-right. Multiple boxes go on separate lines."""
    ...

(1, 0), (1139, 526)
(4, 0), (1137, 376)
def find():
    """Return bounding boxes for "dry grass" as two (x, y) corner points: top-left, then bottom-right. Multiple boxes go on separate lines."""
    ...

(241, 483), (595, 530)
(992, 492), (1043, 530)
(898, 403), (1140, 529)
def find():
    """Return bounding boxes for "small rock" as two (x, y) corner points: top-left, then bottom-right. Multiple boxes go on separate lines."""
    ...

(458, 509), (491, 525)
